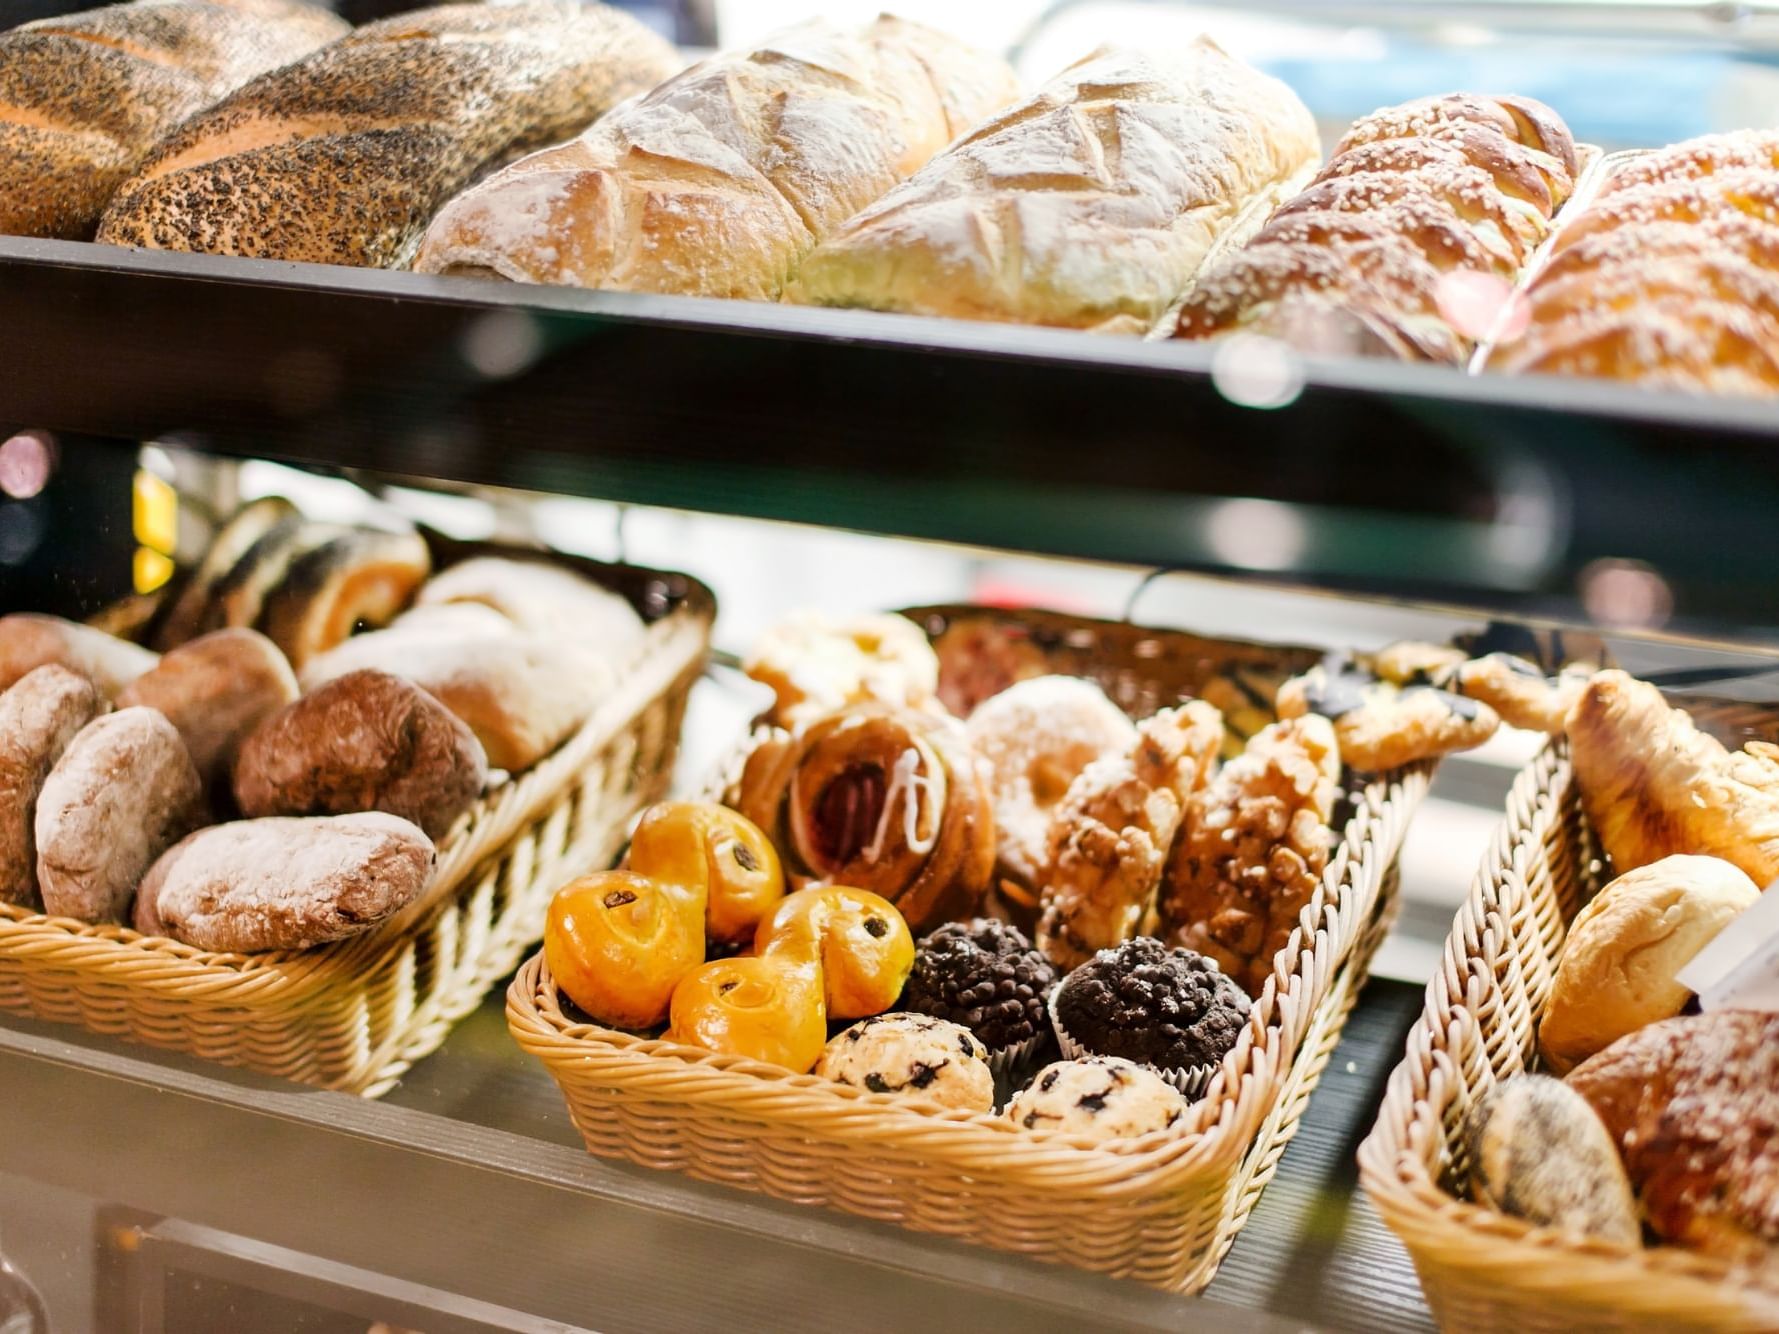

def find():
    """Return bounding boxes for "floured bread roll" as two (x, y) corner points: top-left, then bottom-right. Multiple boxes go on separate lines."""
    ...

(1568, 670), (1779, 885)
(0, 614), (158, 698)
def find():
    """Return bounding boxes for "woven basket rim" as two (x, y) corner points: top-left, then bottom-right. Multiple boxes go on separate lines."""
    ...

(0, 542), (715, 1000)
(510, 607), (1430, 1186)
(1357, 694), (1779, 1325)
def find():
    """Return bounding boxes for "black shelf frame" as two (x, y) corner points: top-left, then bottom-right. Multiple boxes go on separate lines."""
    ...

(5, 236), (1778, 628)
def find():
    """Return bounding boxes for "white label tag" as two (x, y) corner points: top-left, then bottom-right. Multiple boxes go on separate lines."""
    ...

(1676, 880), (1779, 1013)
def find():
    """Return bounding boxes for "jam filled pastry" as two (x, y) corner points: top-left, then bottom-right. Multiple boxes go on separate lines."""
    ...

(1035, 702), (1224, 970)
(734, 705), (996, 932)
(963, 677), (1138, 894)
(1275, 656), (1499, 771)
(1495, 132), (1779, 394)
(1567, 669), (1779, 885)
(1154, 716), (1339, 998)
(1174, 92), (1577, 361)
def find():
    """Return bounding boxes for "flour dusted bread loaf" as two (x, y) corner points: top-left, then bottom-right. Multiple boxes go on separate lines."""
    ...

(300, 609), (615, 772)
(0, 614), (159, 698)
(35, 708), (202, 923)
(413, 16), (1019, 296)
(135, 812), (434, 951)
(234, 669), (487, 840)
(0, 0), (346, 240)
(117, 628), (297, 785)
(788, 41), (1318, 332)
(97, 2), (680, 267)
(0, 666), (108, 908)
(414, 557), (642, 655)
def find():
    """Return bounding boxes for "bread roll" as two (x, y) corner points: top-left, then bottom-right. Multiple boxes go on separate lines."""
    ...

(414, 557), (642, 654)
(1539, 855), (1760, 1074)
(1567, 1011), (1779, 1262)
(96, 2), (680, 267)
(413, 16), (1019, 296)
(788, 41), (1318, 332)
(203, 516), (341, 637)
(234, 669), (487, 840)
(1464, 1074), (1641, 1245)
(0, 614), (159, 698)
(1568, 670), (1779, 885)
(0, 666), (108, 907)
(0, 0), (347, 240)
(256, 528), (432, 668)
(35, 708), (202, 923)
(116, 628), (298, 786)
(152, 496), (297, 650)
(300, 611), (614, 772)
(135, 812), (434, 951)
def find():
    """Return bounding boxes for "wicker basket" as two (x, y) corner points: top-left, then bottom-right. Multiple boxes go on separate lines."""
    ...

(0, 543), (713, 1097)
(1358, 696), (1779, 1332)
(509, 606), (1431, 1291)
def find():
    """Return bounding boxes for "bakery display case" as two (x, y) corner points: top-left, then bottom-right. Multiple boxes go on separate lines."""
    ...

(4, 0), (1779, 1330)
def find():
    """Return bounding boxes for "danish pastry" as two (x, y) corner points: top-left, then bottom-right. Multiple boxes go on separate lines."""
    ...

(1276, 657), (1498, 770)
(1155, 715), (1339, 996)
(736, 704), (996, 932)
(1035, 702), (1223, 970)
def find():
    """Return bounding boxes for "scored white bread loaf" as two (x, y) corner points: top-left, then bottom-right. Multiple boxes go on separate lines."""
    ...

(0, 0), (347, 239)
(785, 40), (1319, 332)
(95, 2), (680, 268)
(412, 16), (1020, 298)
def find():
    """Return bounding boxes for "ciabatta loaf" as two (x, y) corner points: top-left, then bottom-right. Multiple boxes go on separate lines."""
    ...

(96, 1), (680, 267)
(785, 41), (1318, 332)
(412, 16), (1019, 298)
(0, 0), (347, 239)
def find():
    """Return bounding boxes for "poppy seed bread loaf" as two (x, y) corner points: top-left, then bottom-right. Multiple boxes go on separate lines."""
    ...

(97, 1), (680, 267)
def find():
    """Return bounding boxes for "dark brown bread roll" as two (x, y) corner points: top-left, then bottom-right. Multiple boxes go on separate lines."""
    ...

(96, 1), (681, 267)
(1567, 1010), (1779, 1263)
(0, 0), (347, 239)
(0, 614), (159, 698)
(117, 628), (298, 786)
(35, 708), (202, 923)
(0, 666), (108, 908)
(135, 811), (435, 951)
(233, 669), (487, 840)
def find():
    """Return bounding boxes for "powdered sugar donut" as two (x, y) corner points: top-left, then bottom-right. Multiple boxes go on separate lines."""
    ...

(963, 677), (1136, 889)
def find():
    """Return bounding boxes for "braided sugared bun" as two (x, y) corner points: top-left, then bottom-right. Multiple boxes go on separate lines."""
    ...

(1175, 92), (1577, 362)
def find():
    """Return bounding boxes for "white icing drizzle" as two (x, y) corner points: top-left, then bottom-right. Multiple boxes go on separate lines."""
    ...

(864, 747), (938, 862)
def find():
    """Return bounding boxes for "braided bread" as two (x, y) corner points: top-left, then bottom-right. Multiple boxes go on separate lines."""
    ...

(96, 2), (679, 268)
(1174, 92), (1576, 361)
(413, 17), (1019, 297)
(786, 40), (1319, 332)
(0, 0), (347, 239)
(1495, 135), (1779, 395)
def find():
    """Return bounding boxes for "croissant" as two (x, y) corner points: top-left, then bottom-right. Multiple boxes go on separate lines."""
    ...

(734, 705), (996, 932)
(1567, 670), (1779, 886)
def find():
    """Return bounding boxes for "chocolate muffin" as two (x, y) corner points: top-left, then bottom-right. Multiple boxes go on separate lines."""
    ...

(1052, 936), (1249, 1076)
(899, 917), (1056, 1058)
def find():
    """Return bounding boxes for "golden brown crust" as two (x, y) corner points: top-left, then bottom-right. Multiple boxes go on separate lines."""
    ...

(744, 612), (940, 732)
(1035, 702), (1223, 970)
(1155, 715), (1338, 996)
(1567, 1011), (1779, 1263)
(735, 705), (996, 933)
(786, 40), (1318, 330)
(416, 16), (1017, 295)
(1566, 670), (1779, 885)
(0, 0), (346, 239)
(1454, 654), (1588, 735)
(98, 2), (680, 267)
(1276, 662), (1499, 770)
